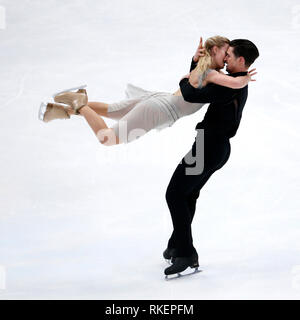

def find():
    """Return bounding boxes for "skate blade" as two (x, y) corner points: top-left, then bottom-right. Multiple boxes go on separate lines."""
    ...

(165, 267), (202, 281)
(38, 102), (47, 121)
(52, 84), (87, 98)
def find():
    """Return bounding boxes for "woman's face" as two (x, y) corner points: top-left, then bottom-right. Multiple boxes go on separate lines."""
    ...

(211, 44), (229, 70)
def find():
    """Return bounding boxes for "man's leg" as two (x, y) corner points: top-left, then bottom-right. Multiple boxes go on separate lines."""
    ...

(165, 133), (231, 258)
(167, 184), (207, 252)
(165, 160), (212, 257)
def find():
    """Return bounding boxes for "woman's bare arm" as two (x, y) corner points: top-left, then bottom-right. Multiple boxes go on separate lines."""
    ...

(205, 69), (257, 89)
(189, 68), (202, 87)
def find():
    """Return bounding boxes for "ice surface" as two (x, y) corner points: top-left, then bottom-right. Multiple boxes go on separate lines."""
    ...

(0, 0), (300, 299)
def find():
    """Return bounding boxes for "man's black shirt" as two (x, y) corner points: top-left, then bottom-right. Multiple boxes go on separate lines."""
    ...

(179, 59), (248, 138)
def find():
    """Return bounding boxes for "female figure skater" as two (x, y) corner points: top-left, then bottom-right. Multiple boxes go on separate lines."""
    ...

(40, 36), (256, 145)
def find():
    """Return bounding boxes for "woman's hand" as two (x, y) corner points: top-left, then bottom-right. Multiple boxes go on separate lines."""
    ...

(246, 68), (257, 82)
(193, 37), (206, 62)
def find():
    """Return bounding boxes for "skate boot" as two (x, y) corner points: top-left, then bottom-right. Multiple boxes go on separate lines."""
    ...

(163, 248), (177, 264)
(164, 252), (200, 279)
(52, 84), (87, 97)
(39, 102), (70, 123)
(54, 88), (88, 115)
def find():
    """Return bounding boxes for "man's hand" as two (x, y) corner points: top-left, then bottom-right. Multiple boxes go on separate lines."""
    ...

(193, 37), (206, 62)
(246, 68), (257, 82)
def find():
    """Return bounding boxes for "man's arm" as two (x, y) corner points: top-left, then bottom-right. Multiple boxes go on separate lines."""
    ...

(179, 78), (237, 104)
(189, 58), (198, 72)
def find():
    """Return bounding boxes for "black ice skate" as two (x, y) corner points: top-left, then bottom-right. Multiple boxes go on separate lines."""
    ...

(163, 248), (177, 265)
(164, 252), (201, 280)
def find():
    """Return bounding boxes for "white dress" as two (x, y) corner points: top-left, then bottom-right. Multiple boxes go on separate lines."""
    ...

(107, 71), (212, 143)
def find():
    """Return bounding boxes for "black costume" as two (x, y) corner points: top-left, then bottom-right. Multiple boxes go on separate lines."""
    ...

(166, 59), (248, 258)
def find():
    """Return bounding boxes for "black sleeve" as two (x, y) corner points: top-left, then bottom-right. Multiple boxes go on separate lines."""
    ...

(189, 57), (198, 72)
(179, 78), (237, 103)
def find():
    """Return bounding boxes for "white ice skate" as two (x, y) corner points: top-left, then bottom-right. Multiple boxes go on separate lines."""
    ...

(38, 102), (70, 122)
(52, 84), (87, 98)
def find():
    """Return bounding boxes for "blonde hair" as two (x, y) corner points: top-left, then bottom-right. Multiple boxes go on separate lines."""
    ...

(196, 36), (230, 73)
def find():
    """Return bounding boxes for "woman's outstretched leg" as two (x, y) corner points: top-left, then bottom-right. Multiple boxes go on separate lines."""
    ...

(66, 102), (109, 117)
(54, 88), (170, 145)
(86, 83), (153, 118)
(87, 102), (109, 116)
(66, 99), (142, 121)
(78, 105), (120, 146)
(54, 90), (119, 146)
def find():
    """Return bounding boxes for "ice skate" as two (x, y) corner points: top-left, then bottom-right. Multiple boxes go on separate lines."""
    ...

(54, 88), (88, 115)
(39, 102), (70, 123)
(164, 252), (201, 280)
(52, 84), (87, 97)
(163, 248), (177, 265)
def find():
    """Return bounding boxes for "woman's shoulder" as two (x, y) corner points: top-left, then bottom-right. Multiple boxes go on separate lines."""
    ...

(203, 69), (217, 79)
(206, 68), (216, 75)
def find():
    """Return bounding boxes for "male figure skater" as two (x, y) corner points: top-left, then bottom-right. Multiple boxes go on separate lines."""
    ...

(164, 39), (259, 276)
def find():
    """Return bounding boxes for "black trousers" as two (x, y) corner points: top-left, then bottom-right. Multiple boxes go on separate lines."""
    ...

(166, 129), (231, 257)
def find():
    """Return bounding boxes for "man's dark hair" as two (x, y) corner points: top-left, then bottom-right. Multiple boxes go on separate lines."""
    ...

(229, 39), (259, 67)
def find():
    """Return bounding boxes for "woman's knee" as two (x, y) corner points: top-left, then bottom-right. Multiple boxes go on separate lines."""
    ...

(97, 128), (119, 146)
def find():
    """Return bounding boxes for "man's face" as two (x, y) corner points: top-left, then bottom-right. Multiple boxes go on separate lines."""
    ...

(224, 46), (239, 73)
(213, 44), (229, 70)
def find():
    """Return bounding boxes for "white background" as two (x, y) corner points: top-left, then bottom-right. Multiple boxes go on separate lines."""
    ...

(0, 0), (299, 299)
